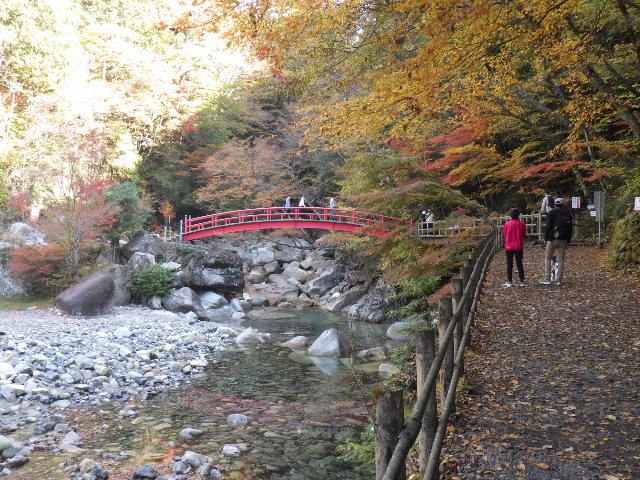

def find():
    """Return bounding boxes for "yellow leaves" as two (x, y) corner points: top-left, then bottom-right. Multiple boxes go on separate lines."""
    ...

(534, 462), (550, 470)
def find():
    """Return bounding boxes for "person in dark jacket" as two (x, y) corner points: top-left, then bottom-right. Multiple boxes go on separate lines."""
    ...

(539, 198), (573, 285)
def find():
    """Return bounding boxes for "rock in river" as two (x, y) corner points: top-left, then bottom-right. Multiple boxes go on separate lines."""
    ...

(307, 328), (346, 357)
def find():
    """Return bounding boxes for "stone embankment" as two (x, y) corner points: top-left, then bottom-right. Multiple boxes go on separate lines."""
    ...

(54, 230), (395, 324)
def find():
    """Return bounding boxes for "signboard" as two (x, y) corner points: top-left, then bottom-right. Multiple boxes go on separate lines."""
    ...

(594, 191), (605, 222)
(635, 197), (640, 211)
(571, 197), (581, 209)
(590, 210), (597, 217)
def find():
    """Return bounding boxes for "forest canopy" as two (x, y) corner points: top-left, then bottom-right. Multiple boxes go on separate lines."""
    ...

(183, 0), (640, 214)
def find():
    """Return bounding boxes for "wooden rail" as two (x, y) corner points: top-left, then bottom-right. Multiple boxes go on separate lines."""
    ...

(417, 214), (543, 239)
(375, 229), (499, 480)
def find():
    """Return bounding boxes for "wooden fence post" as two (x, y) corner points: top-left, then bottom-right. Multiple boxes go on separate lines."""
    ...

(438, 296), (454, 411)
(375, 388), (405, 480)
(416, 326), (438, 479)
(451, 277), (464, 377)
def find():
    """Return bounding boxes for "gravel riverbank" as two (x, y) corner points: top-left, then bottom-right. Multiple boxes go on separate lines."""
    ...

(0, 305), (234, 477)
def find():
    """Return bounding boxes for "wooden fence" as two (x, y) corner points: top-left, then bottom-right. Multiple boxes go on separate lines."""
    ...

(375, 228), (500, 480)
(418, 213), (587, 242)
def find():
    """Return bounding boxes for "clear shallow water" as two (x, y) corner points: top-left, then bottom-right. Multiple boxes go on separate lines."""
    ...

(19, 309), (387, 480)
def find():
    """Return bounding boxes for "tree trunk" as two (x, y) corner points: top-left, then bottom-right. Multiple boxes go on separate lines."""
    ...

(416, 327), (438, 479)
(375, 389), (405, 480)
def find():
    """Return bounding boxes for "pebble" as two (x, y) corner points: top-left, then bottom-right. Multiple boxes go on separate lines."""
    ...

(227, 413), (249, 427)
(133, 463), (158, 479)
(178, 428), (203, 441)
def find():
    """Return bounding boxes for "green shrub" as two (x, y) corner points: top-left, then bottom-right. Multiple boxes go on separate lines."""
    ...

(336, 423), (375, 476)
(131, 264), (174, 299)
(609, 211), (640, 268)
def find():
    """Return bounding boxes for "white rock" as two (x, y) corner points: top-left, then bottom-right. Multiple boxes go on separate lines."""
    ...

(60, 430), (81, 448)
(222, 444), (241, 457)
(386, 321), (411, 341)
(356, 347), (387, 361)
(227, 414), (249, 427)
(114, 326), (133, 338)
(189, 358), (208, 368)
(280, 336), (309, 350)
(216, 326), (239, 337)
(0, 385), (17, 402)
(181, 450), (211, 468)
(0, 363), (15, 377)
(307, 328), (346, 357)
(379, 363), (401, 376)
(235, 327), (268, 345)
(199, 291), (228, 309)
(161, 261), (182, 272)
(229, 298), (243, 312)
(94, 365), (110, 376)
(231, 312), (245, 321)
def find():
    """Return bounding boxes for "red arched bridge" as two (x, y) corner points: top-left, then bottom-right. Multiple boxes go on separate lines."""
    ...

(180, 207), (410, 240)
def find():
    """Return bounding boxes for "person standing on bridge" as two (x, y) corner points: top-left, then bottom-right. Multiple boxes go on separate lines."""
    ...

(284, 196), (292, 219)
(502, 208), (527, 287)
(299, 195), (306, 207)
(329, 197), (337, 220)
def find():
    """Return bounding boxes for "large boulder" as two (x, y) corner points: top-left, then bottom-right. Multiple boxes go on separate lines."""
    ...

(252, 247), (275, 266)
(161, 287), (206, 318)
(104, 264), (132, 306)
(56, 270), (115, 316)
(307, 328), (347, 357)
(245, 265), (267, 284)
(0, 267), (23, 298)
(1, 222), (45, 246)
(281, 265), (314, 284)
(182, 249), (245, 293)
(326, 285), (367, 312)
(127, 252), (155, 273)
(0, 242), (24, 298)
(198, 291), (228, 309)
(304, 267), (344, 296)
(273, 245), (305, 263)
(96, 247), (127, 265)
(346, 280), (394, 323)
(386, 321), (411, 341)
(121, 231), (160, 260)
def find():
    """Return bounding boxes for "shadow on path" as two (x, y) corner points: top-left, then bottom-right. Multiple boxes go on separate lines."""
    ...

(444, 246), (640, 480)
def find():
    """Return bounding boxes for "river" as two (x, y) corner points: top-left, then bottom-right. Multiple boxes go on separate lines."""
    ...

(17, 308), (389, 479)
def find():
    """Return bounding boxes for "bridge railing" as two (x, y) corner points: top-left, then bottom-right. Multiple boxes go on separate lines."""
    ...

(375, 229), (499, 480)
(183, 207), (409, 234)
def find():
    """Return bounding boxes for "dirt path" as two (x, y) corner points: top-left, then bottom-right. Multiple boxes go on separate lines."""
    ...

(443, 246), (640, 480)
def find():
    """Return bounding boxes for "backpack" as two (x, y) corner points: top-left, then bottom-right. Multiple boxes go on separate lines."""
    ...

(553, 210), (572, 239)
(545, 195), (554, 213)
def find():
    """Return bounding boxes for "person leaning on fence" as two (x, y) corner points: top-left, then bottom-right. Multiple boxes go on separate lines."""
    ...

(539, 197), (573, 286)
(502, 208), (527, 287)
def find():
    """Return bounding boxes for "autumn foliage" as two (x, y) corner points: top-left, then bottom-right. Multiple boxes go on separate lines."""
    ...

(38, 179), (119, 277)
(8, 244), (66, 295)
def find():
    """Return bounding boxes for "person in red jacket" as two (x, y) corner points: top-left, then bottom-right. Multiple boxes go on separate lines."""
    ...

(502, 208), (527, 287)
